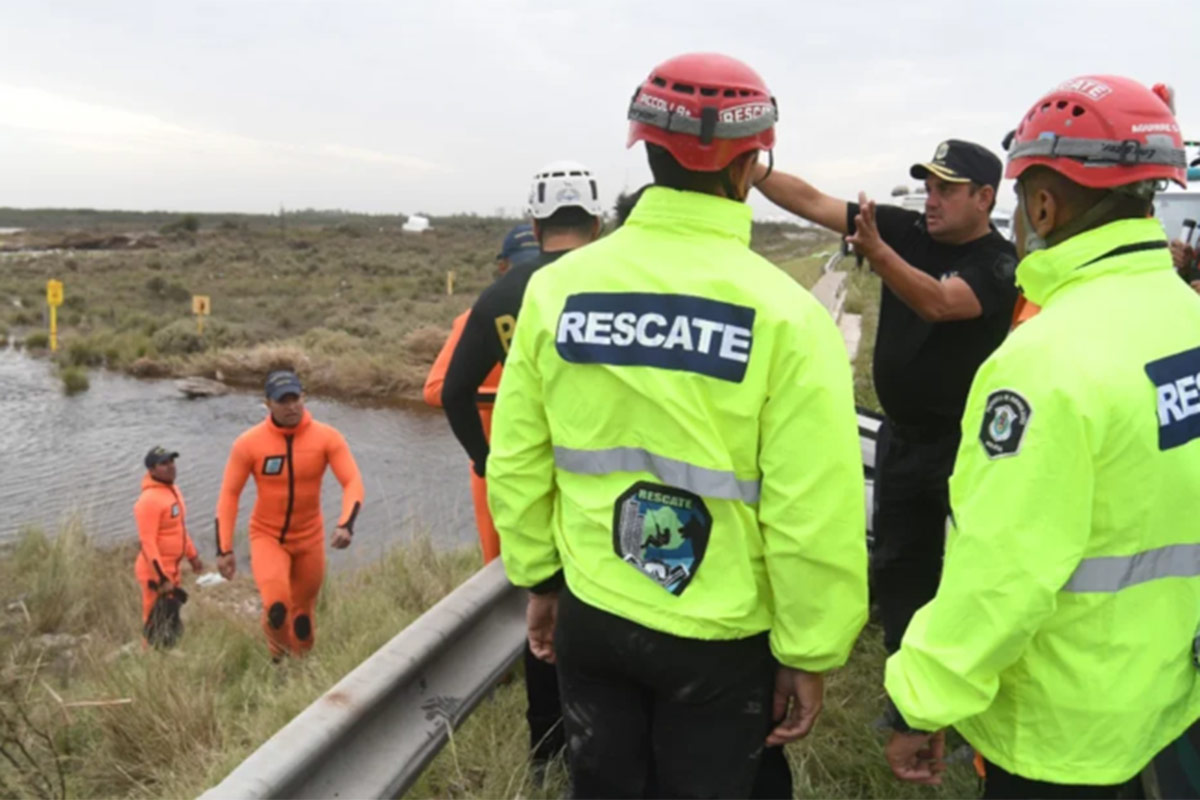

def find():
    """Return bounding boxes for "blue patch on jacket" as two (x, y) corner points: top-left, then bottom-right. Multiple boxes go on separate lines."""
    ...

(555, 292), (756, 383)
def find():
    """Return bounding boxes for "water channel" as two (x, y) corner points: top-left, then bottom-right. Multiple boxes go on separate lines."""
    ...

(0, 347), (475, 568)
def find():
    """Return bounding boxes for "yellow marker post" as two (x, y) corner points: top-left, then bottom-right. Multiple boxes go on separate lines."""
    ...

(192, 295), (211, 335)
(446, 270), (456, 296)
(46, 279), (63, 352)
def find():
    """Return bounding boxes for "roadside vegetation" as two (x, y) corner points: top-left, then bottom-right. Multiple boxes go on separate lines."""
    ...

(0, 209), (896, 799)
(0, 210), (838, 404)
(1, 523), (971, 800)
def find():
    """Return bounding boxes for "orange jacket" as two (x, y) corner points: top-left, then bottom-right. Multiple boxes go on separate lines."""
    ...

(1012, 294), (1040, 329)
(423, 310), (501, 437)
(216, 410), (364, 553)
(134, 474), (197, 582)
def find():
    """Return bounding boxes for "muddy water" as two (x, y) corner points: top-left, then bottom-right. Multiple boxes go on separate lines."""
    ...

(0, 348), (475, 568)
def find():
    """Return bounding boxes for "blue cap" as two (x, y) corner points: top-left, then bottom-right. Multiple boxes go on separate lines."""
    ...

(144, 446), (179, 469)
(497, 224), (540, 266)
(265, 370), (303, 401)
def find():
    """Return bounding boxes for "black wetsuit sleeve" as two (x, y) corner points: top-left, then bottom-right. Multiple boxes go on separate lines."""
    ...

(442, 304), (499, 476)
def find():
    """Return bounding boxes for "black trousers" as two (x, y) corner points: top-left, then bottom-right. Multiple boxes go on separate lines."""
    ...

(871, 419), (960, 653)
(555, 587), (776, 799)
(982, 758), (1145, 799)
(525, 640), (565, 762)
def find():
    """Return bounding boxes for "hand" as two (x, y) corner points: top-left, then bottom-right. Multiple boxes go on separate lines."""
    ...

(472, 457), (486, 478)
(885, 729), (946, 786)
(331, 525), (353, 549)
(189, 556), (204, 573)
(217, 553), (236, 580)
(766, 667), (823, 745)
(526, 592), (558, 664)
(845, 192), (890, 263)
(155, 578), (176, 595)
(1170, 239), (1195, 272)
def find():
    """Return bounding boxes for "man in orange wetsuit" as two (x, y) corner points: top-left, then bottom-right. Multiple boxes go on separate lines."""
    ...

(134, 446), (203, 647)
(215, 370), (365, 658)
(423, 223), (538, 562)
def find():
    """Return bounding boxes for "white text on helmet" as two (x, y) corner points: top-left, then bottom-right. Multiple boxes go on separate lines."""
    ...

(637, 92), (694, 118)
(1056, 78), (1113, 102)
(720, 103), (773, 124)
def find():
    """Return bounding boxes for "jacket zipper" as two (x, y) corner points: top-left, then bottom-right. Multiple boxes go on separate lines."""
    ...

(172, 485), (186, 565)
(279, 434), (295, 542)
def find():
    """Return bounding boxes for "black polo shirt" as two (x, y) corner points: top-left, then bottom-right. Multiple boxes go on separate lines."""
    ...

(847, 203), (1018, 429)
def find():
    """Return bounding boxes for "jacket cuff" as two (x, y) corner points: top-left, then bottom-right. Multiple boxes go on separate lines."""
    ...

(528, 570), (564, 595)
(886, 697), (932, 734)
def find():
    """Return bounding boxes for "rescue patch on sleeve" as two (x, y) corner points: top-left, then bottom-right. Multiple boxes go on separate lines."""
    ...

(262, 455), (285, 475)
(171, 504), (180, 518)
(1145, 345), (1200, 451)
(979, 390), (1032, 459)
(613, 482), (712, 596)
(556, 293), (756, 382)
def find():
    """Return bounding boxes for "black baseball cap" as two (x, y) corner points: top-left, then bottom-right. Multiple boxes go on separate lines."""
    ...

(911, 139), (1003, 190)
(265, 370), (303, 401)
(145, 446), (179, 469)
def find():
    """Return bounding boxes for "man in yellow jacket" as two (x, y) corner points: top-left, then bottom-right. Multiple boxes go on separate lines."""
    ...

(885, 75), (1200, 799)
(487, 52), (868, 798)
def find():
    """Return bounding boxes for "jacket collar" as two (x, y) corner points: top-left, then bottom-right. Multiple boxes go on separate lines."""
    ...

(626, 186), (753, 246)
(1017, 218), (1170, 307)
(266, 408), (313, 435)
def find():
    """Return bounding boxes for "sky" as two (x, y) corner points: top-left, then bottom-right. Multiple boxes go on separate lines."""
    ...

(2, 0), (1197, 219)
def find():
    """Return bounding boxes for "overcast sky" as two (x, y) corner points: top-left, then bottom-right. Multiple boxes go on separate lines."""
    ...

(2, 0), (1196, 219)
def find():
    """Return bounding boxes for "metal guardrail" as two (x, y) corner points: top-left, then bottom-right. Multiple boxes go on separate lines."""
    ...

(203, 412), (882, 800)
(199, 560), (526, 800)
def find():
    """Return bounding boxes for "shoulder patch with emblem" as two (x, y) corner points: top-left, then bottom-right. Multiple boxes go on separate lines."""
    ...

(979, 390), (1032, 459)
(171, 504), (180, 518)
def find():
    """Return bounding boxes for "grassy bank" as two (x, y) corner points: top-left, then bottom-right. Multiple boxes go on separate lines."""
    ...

(838, 256), (882, 412)
(0, 212), (836, 404)
(1, 522), (973, 800)
(0, 521), (481, 799)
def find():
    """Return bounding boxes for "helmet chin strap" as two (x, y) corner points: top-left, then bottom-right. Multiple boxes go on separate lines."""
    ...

(722, 150), (773, 202)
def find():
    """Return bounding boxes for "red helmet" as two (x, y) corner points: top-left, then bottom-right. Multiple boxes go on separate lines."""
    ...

(627, 53), (777, 172)
(1005, 75), (1187, 189)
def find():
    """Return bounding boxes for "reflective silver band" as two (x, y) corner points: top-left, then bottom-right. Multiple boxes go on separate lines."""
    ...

(553, 445), (760, 504)
(1063, 543), (1200, 593)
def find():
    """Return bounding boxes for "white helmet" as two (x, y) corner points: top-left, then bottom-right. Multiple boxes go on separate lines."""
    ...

(526, 160), (605, 220)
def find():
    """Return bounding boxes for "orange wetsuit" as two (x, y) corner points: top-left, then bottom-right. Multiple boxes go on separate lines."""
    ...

(423, 310), (502, 562)
(216, 410), (364, 657)
(133, 474), (198, 623)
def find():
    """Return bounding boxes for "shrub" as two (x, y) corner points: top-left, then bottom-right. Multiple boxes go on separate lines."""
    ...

(160, 214), (199, 234)
(60, 365), (89, 394)
(25, 331), (49, 349)
(63, 338), (105, 367)
(151, 320), (205, 355)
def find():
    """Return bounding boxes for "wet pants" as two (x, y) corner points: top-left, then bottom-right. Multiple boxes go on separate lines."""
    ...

(470, 468), (500, 564)
(135, 557), (180, 624)
(555, 587), (775, 799)
(981, 758), (1145, 799)
(250, 532), (326, 658)
(871, 419), (959, 653)
(524, 641), (564, 763)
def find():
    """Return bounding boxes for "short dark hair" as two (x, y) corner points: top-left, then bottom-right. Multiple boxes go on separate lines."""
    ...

(1021, 166), (1151, 230)
(969, 182), (997, 213)
(538, 206), (598, 238)
(646, 144), (728, 194)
